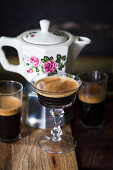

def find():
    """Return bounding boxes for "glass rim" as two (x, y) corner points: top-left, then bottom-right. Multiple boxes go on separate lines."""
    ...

(31, 73), (82, 94)
(77, 70), (108, 84)
(0, 80), (23, 96)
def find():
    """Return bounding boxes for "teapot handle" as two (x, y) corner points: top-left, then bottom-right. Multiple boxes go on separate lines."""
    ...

(0, 36), (24, 76)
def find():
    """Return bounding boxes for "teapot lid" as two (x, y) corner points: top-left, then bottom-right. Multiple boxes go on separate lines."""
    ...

(23, 20), (69, 45)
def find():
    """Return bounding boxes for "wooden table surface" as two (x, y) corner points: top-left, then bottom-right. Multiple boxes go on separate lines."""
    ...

(0, 96), (78, 170)
(0, 125), (78, 170)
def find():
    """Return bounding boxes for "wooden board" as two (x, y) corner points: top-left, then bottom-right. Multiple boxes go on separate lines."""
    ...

(0, 125), (78, 170)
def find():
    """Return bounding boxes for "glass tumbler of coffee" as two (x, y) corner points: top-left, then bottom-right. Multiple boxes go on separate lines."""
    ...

(31, 73), (82, 153)
(0, 80), (23, 143)
(77, 70), (108, 128)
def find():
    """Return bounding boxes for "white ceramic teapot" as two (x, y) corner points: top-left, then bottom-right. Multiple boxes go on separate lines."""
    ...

(0, 19), (91, 82)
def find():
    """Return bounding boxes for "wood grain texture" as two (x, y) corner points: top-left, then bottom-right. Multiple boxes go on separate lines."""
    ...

(0, 96), (78, 170)
(0, 125), (78, 170)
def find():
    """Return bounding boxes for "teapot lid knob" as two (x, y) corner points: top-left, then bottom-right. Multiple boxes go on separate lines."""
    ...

(23, 19), (69, 45)
(40, 19), (50, 32)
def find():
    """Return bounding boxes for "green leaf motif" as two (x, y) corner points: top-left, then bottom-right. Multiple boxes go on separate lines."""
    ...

(61, 64), (64, 68)
(50, 56), (53, 60)
(53, 69), (57, 74)
(41, 59), (45, 63)
(48, 72), (53, 76)
(58, 63), (61, 67)
(64, 62), (67, 66)
(44, 56), (49, 62)
(57, 54), (61, 59)
(58, 67), (62, 70)
(41, 65), (44, 72)
(26, 63), (30, 66)
(58, 63), (64, 70)
(36, 68), (39, 72)
(56, 59), (60, 63)
(61, 55), (66, 61)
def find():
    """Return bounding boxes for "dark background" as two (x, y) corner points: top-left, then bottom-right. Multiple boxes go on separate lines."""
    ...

(0, 0), (113, 55)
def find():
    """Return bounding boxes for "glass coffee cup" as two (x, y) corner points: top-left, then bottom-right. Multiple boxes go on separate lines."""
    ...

(31, 73), (82, 153)
(0, 80), (23, 143)
(77, 70), (108, 128)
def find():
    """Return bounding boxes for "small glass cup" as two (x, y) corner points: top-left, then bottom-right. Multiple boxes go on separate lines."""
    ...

(31, 73), (82, 153)
(77, 70), (108, 128)
(0, 80), (23, 143)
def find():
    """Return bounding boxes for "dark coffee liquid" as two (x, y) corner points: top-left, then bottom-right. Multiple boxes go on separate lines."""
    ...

(78, 84), (106, 127)
(0, 96), (22, 142)
(35, 76), (78, 107)
(38, 93), (76, 107)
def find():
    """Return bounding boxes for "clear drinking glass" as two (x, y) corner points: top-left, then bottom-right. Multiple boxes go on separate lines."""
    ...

(31, 73), (82, 153)
(77, 70), (108, 128)
(0, 80), (23, 143)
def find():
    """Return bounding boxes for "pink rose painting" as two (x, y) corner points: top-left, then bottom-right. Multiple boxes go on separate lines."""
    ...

(27, 68), (33, 73)
(30, 56), (41, 67)
(25, 54), (66, 75)
(44, 60), (57, 73)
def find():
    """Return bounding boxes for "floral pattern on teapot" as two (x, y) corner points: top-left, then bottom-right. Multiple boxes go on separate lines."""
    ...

(23, 54), (67, 76)
(25, 32), (37, 38)
(25, 31), (66, 38)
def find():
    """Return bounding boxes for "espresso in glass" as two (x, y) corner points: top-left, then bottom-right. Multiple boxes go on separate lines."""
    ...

(78, 84), (106, 127)
(35, 76), (78, 107)
(0, 96), (22, 142)
(32, 73), (81, 154)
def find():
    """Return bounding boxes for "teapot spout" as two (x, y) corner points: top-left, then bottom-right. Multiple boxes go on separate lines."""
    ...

(74, 36), (91, 57)
(66, 36), (91, 73)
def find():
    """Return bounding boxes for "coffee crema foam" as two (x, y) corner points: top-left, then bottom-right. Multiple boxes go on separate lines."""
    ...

(78, 84), (106, 104)
(35, 76), (78, 98)
(0, 96), (22, 116)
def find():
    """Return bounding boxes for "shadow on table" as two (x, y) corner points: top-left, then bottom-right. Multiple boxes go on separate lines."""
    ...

(71, 100), (113, 170)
